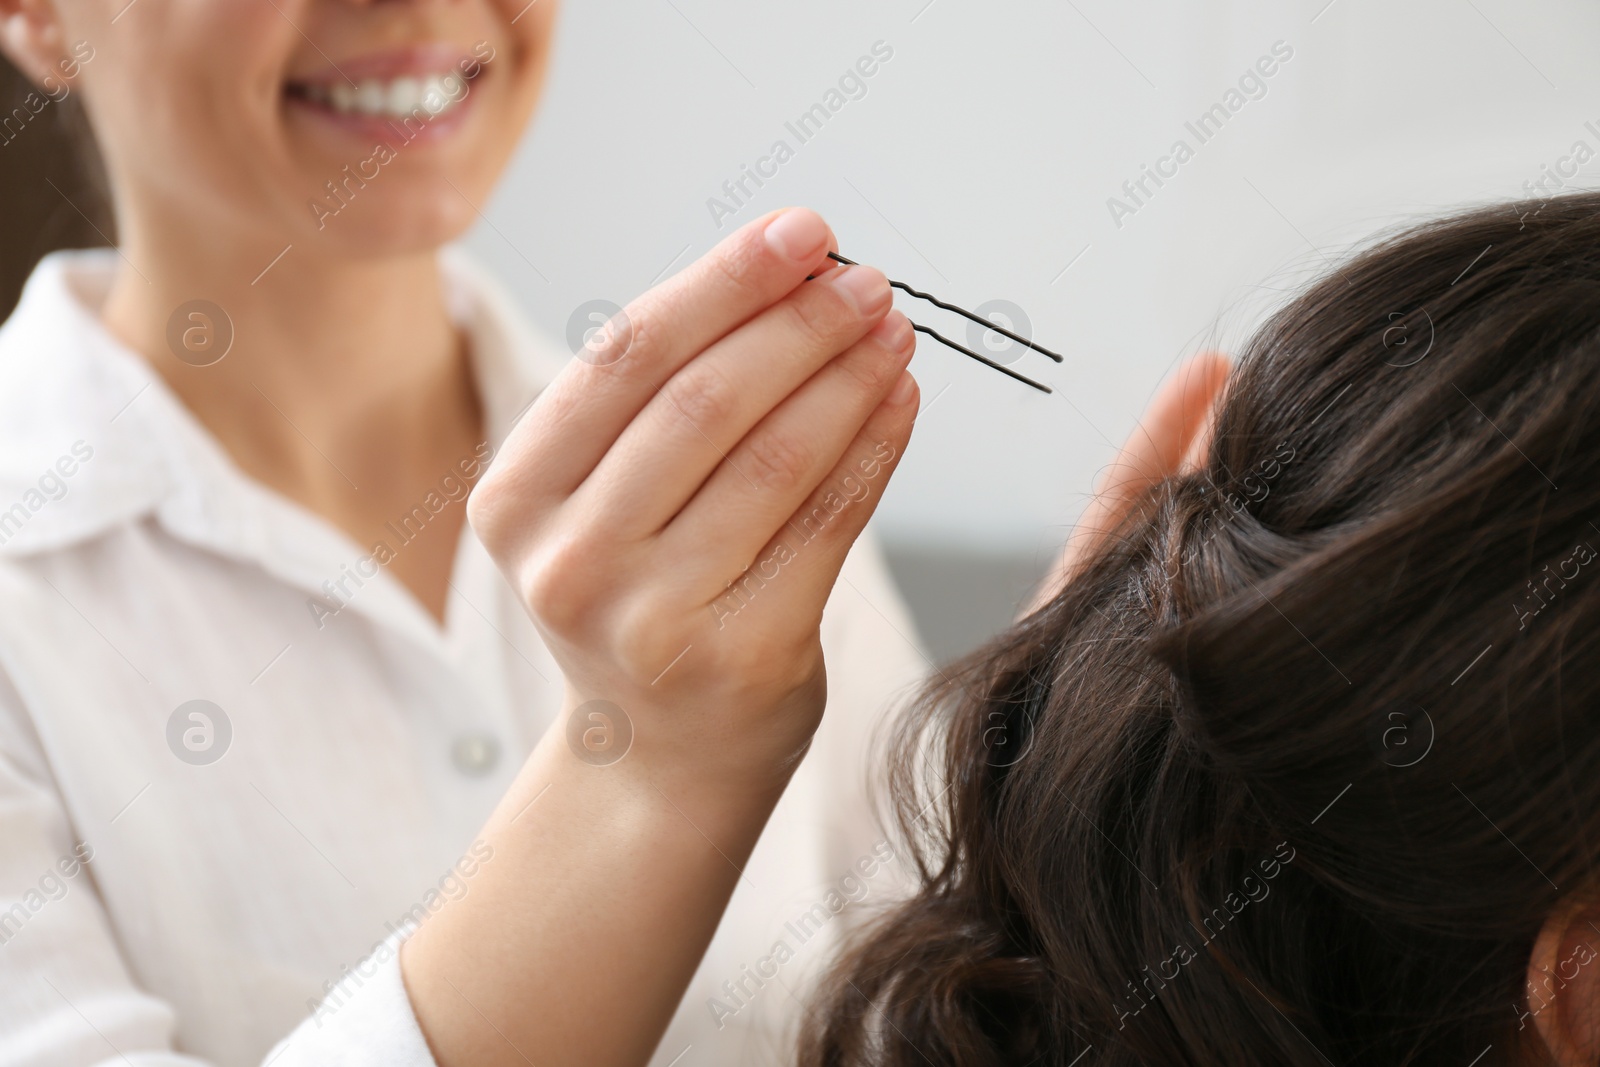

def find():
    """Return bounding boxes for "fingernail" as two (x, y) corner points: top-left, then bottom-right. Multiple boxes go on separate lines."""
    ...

(764, 209), (829, 263)
(869, 311), (914, 353)
(825, 265), (892, 316)
(888, 369), (918, 406)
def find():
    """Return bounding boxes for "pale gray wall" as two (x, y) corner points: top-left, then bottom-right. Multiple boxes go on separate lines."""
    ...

(466, 0), (1598, 654)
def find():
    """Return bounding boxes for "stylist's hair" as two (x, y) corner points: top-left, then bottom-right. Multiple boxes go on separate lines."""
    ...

(803, 191), (1600, 1066)
(0, 52), (111, 319)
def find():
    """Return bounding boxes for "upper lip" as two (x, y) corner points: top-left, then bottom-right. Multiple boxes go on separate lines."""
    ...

(286, 43), (479, 87)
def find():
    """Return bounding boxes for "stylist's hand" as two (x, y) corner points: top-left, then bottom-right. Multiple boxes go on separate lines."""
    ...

(469, 206), (919, 793)
(406, 206), (921, 1067)
(406, 209), (918, 1067)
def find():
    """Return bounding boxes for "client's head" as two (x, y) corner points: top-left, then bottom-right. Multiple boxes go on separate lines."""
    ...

(805, 191), (1600, 1067)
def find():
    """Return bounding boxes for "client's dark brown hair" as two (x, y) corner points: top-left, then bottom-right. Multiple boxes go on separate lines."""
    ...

(802, 191), (1600, 1066)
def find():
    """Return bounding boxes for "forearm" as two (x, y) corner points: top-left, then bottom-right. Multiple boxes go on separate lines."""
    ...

(400, 715), (788, 1067)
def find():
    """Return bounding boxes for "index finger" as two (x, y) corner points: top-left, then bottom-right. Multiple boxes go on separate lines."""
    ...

(486, 209), (840, 504)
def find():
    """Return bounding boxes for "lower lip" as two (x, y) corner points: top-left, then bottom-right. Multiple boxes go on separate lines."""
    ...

(285, 79), (482, 146)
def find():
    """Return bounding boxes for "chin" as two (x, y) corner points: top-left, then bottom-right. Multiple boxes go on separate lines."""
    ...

(298, 181), (484, 257)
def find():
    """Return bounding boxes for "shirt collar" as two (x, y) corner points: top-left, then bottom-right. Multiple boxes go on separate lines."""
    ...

(0, 247), (565, 647)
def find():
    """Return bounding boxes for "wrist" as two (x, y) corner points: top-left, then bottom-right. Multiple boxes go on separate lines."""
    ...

(529, 705), (795, 842)
(552, 681), (818, 808)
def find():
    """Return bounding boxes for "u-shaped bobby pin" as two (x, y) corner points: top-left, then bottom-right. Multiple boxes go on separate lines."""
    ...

(816, 251), (1058, 395)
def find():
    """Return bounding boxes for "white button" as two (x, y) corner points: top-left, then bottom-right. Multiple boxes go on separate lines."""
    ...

(451, 733), (500, 777)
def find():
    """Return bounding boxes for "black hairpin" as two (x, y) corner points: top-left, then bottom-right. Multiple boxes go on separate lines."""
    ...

(820, 251), (1061, 394)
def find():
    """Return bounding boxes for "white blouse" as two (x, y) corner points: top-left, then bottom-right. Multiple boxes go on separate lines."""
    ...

(0, 250), (930, 1067)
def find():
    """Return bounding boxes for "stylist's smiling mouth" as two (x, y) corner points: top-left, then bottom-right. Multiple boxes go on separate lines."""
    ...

(146, 0), (570, 253)
(40, 0), (560, 256)
(285, 42), (494, 145)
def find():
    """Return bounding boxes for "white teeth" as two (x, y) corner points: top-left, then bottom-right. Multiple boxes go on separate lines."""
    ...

(313, 71), (471, 120)
(386, 76), (419, 115)
(421, 75), (447, 114)
(355, 80), (385, 114)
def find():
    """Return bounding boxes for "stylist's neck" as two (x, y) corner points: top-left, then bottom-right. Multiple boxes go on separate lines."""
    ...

(99, 203), (485, 620)
(103, 210), (471, 452)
